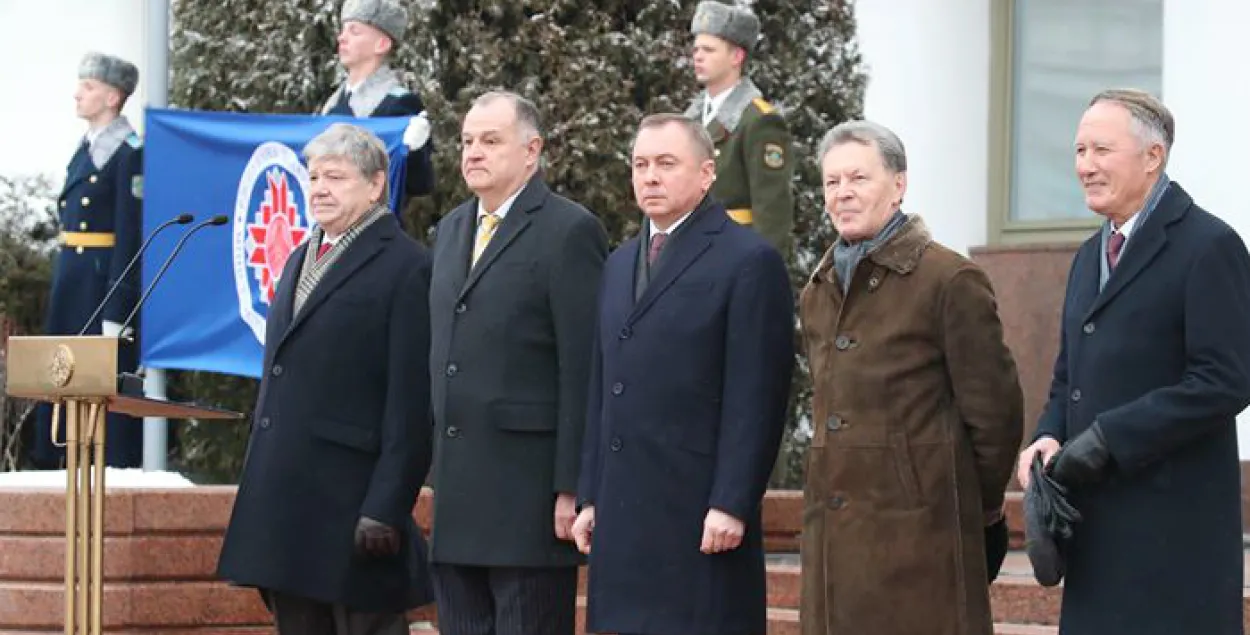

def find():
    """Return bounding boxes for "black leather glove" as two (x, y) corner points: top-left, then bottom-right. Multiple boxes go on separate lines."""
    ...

(984, 516), (1009, 583)
(1050, 422), (1113, 488)
(354, 516), (400, 557)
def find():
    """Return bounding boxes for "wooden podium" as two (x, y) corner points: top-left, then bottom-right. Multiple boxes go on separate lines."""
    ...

(4, 335), (243, 635)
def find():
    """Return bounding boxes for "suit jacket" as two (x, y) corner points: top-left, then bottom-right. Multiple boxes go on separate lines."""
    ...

(1035, 181), (1250, 634)
(428, 175), (608, 567)
(578, 197), (795, 635)
(217, 213), (435, 613)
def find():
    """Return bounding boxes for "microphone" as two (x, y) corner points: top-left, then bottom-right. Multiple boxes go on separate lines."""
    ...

(119, 214), (229, 338)
(78, 213), (195, 335)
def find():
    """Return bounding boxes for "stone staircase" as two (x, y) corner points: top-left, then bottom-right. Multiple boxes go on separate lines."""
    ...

(2, 488), (1247, 634)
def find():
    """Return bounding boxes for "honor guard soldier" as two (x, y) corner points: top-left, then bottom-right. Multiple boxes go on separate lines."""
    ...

(321, 0), (436, 204)
(33, 52), (145, 469)
(684, 1), (796, 258)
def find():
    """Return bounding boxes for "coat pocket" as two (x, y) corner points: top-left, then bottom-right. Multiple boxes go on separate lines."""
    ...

(889, 431), (923, 509)
(307, 418), (380, 453)
(492, 401), (557, 432)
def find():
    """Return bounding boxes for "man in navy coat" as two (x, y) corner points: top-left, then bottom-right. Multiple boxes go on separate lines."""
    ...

(572, 113), (794, 635)
(1016, 89), (1250, 635)
(33, 52), (144, 469)
(320, 0), (435, 202)
(217, 123), (434, 635)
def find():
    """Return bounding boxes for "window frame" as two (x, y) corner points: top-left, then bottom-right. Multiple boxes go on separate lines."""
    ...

(986, 0), (1106, 246)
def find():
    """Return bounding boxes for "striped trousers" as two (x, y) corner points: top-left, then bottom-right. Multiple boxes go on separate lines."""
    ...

(431, 563), (577, 635)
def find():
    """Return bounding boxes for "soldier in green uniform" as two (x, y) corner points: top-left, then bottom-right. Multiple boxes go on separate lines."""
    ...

(684, 0), (795, 258)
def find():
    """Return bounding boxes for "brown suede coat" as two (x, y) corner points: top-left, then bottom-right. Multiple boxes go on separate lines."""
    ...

(798, 215), (1023, 635)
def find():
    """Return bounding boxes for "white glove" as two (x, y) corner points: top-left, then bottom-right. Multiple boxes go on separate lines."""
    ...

(101, 320), (133, 339)
(403, 112), (431, 150)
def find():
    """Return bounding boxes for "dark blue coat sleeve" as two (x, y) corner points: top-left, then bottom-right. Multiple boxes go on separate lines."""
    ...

(708, 245), (795, 521)
(103, 145), (143, 324)
(360, 252), (435, 527)
(378, 91), (435, 198)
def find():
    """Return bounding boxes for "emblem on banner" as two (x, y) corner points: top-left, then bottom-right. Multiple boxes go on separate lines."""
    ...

(233, 142), (314, 344)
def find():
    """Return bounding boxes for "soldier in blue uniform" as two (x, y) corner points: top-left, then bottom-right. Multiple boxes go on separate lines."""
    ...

(320, 0), (435, 205)
(33, 52), (144, 469)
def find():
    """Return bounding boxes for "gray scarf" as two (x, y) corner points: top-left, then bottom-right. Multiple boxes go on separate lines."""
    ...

(293, 204), (388, 315)
(832, 210), (907, 293)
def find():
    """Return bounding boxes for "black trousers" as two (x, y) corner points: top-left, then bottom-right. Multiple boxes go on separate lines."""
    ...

(264, 589), (408, 635)
(431, 563), (578, 635)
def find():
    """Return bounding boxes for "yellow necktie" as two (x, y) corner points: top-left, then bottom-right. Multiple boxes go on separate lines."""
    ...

(472, 213), (500, 265)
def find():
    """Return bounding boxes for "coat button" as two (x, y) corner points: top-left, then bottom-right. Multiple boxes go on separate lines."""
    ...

(271, 364), (283, 376)
(76, 246), (84, 254)
(81, 197), (90, 207)
(1083, 322), (1095, 334)
(619, 327), (632, 340)
(60, 200), (67, 209)
(868, 276), (881, 290)
(259, 417), (271, 429)
(835, 335), (853, 351)
(78, 221), (88, 230)
(447, 426), (461, 438)
(609, 437), (623, 452)
(828, 496), (846, 510)
(89, 174), (98, 184)
(1071, 389), (1082, 402)
(455, 303), (467, 314)
(826, 415), (845, 432)
(611, 382), (624, 395)
(446, 363), (459, 377)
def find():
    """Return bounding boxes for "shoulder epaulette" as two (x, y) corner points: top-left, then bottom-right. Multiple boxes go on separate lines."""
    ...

(752, 97), (775, 115)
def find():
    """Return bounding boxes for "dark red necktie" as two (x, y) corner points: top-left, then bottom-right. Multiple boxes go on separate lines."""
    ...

(317, 242), (332, 261)
(648, 232), (668, 265)
(1107, 231), (1125, 270)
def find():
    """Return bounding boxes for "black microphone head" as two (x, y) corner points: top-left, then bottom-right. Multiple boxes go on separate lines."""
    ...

(209, 215), (229, 226)
(176, 213), (194, 224)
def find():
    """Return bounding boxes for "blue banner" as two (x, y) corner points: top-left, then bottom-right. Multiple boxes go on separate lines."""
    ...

(140, 108), (410, 378)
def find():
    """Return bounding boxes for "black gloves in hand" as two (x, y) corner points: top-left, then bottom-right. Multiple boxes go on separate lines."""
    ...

(354, 516), (400, 557)
(984, 516), (1009, 583)
(1050, 422), (1113, 487)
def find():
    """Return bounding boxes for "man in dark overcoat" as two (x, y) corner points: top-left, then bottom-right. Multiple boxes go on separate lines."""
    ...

(426, 91), (607, 635)
(217, 123), (434, 635)
(1017, 89), (1250, 635)
(572, 113), (794, 635)
(34, 52), (144, 469)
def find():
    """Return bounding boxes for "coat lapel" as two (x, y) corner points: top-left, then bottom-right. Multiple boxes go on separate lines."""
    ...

(458, 177), (547, 301)
(706, 120), (729, 144)
(438, 202), (475, 296)
(1083, 184), (1188, 319)
(61, 143), (92, 197)
(275, 216), (394, 352)
(627, 199), (724, 325)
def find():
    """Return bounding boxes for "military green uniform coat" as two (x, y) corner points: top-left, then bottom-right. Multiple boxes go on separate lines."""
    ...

(686, 78), (795, 257)
(798, 215), (1023, 635)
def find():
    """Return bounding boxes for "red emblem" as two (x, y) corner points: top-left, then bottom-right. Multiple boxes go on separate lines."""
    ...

(246, 168), (308, 303)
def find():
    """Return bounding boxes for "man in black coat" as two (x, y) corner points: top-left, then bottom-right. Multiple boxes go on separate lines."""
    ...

(217, 123), (434, 635)
(320, 0), (435, 201)
(1016, 89), (1250, 635)
(427, 91), (607, 635)
(572, 114), (794, 635)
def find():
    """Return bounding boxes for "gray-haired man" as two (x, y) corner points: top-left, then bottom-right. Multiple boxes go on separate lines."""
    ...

(218, 123), (435, 635)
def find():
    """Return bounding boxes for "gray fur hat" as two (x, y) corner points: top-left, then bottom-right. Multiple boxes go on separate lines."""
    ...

(341, 0), (409, 43)
(691, 1), (760, 52)
(78, 53), (139, 96)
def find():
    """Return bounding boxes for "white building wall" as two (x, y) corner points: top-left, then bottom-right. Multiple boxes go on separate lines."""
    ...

(0, 1), (149, 179)
(1162, 0), (1250, 457)
(855, 0), (990, 256)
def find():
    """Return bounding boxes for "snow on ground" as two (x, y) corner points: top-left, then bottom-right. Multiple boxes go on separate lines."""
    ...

(0, 469), (196, 488)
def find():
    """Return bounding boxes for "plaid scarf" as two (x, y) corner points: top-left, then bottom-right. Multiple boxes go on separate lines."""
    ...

(293, 204), (387, 316)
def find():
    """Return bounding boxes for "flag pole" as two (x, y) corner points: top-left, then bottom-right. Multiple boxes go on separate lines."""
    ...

(142, 0), (171, 473)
